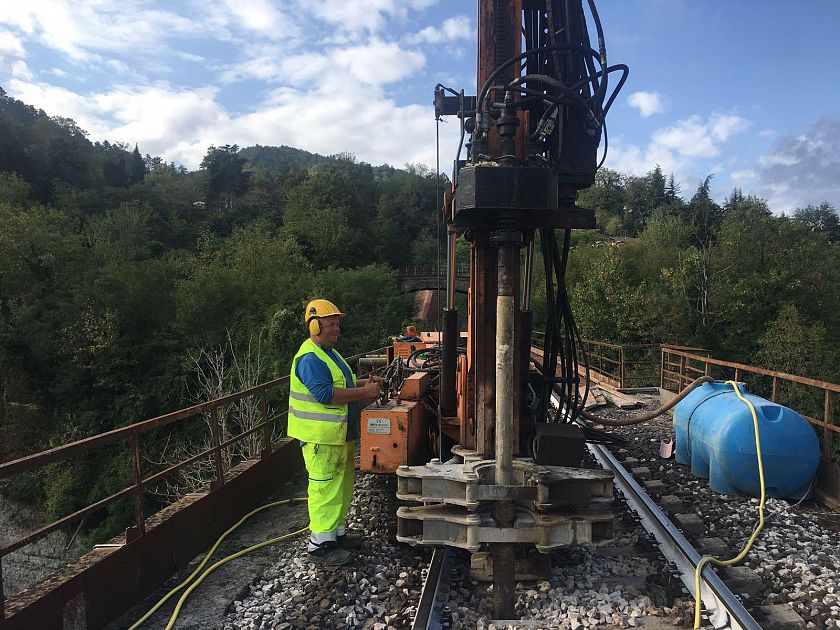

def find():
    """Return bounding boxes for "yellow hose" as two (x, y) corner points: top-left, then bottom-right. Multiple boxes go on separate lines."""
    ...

(692, 382), (766, 629)
(130, 496), (308, 630)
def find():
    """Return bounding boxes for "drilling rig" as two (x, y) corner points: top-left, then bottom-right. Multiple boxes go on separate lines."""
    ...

(361, 0), (628, 620)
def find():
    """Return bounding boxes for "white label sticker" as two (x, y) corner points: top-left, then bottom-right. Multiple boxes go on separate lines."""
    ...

(367, 417), (391, 435)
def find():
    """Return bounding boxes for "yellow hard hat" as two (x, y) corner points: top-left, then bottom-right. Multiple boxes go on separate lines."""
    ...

(304, 299), (345, 324)
(305, 299), (345, 336)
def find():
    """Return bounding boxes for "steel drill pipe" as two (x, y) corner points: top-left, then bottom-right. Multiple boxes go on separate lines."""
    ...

(493, 239), (518, 620)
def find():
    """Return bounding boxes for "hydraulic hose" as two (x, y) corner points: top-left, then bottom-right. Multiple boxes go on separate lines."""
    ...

(130, 497), (308, 630)
(579, 376), (714, 426)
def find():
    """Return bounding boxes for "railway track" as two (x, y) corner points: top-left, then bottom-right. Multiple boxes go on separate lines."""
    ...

(587, 442), (760, 630)
(119, 392), (836, 629)
(410, 430), (762, 630)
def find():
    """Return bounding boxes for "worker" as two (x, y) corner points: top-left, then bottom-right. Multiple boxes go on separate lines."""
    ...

(287, 299), (383, 566)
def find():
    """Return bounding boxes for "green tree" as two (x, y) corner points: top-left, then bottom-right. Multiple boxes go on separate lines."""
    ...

(577, 168), (624, 234)
(200, 144), (250, 211)
(282, 159), (375, 268)
(84, 201), (158, 265)
(794, 202), (840, 243)
(0, 171), (31, 207)
(129, 144), (147, 185)
(685, 175), (722, 247)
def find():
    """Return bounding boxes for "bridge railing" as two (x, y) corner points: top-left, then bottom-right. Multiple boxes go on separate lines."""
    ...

(0, 346), (386, 617)
(397, 265), (470, 278)
(532, 334), (839, 503)
(531, 333), (695, 389)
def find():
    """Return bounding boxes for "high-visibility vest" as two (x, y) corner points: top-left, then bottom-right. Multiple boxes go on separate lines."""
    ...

(287, 338), (356, 445)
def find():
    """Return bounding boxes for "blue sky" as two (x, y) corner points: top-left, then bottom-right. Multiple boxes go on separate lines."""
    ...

(1, 0), (838, 213)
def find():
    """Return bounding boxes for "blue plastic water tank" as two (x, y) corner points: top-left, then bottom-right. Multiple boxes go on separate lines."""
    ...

(674, 381), (819, 499)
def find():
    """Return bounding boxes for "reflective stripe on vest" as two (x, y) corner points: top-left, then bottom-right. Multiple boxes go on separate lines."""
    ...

(286, 338), (356, 446)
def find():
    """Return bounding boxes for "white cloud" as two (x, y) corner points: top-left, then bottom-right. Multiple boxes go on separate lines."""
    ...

(0, 30), (30, 78)
(627, 91), (665, 118)
(0, 30), (26, 59)
(307, 0), (411, 34)
(275, 40), (424, 87)
(604, 112), (753, 194)
(755, 115), (840, 213)
(730, 169), (757, 183)
(410, 16), (472, 44)
(652, 116), (719, 158)
(340, 40), (425, 84)
(6, 73), (459, 173)
(219, 0), (298, 40)
(0, 0), (455, 174)
(10, 60), (33, 80)
(710, 114), (750, 141)
(0, 3), (200, 62)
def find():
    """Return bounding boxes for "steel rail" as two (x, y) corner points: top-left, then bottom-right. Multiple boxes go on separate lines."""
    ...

(586, 440), (762, 630)
(411, 546), (455, 630)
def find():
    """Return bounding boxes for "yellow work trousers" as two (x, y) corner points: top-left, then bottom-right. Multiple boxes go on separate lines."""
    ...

(301, 441), (355, 536)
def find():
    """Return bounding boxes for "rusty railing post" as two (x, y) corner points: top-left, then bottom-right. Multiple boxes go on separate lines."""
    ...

(771, 376), (779, 402)
(128, 433), (146, 540)
(209, 407), (225, 489)
(678, 354), (686, 389)
(619, 346), (626, 388)
(660, 348), (666, 390)
(824, 390), (834, 460)
(259, 391), (272, 459)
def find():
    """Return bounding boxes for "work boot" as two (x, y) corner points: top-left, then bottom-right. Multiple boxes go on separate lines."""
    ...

(337, 532), (363, 549)
(307, 540), (353, 566)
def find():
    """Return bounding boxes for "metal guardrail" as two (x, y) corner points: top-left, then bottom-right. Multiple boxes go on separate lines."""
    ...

(398, 265), (470, 278)
(530, 333), (708, 389)
(0, 346), (387, 618)
(532, 334), (839, 502)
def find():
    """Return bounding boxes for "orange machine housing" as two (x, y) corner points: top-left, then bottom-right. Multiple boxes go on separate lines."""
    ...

(391, 340), (430, 361)
(360, 399), (428, 473)
(389, 332), (443, 362)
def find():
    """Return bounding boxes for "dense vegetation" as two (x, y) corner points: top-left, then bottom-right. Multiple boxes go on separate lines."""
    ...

(0, 89), (430, 537)
(1, 87), (838, 539)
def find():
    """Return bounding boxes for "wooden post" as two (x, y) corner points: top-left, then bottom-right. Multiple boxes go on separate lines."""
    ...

(734, 367), (742, 383)
(771, 376), (779, 402)
(209, 407), (225, 489)
(824, 390), (834, 460)
(129, 434), (146, 539)
(259, 391), (272, 459)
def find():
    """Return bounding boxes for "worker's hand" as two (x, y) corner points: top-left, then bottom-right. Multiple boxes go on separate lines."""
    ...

(362, 380), (381, 399)
(368, 375), (386, 386)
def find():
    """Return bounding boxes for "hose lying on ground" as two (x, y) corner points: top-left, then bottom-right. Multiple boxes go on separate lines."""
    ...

(130, 496), (308, 630)
(577, 376), (714, 426)
(692, 381), (766, 629)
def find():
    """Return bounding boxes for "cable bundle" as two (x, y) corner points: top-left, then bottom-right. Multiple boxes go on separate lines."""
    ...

(539, 228), (590, 424)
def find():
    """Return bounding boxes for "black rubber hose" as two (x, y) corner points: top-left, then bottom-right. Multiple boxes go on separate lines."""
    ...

(579, 376), (714, 426)
(476, 45), (600, 114)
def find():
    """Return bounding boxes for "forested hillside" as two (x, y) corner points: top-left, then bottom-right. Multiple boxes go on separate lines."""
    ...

(0, 89), (432, 536)
(1, 87), (838, 538)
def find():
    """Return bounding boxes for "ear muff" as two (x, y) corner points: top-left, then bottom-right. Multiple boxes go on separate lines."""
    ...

(308, 317), (321, 336)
